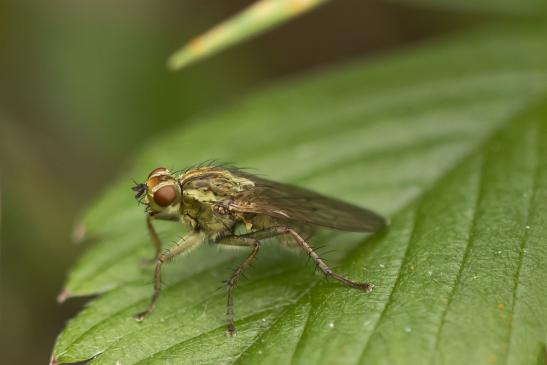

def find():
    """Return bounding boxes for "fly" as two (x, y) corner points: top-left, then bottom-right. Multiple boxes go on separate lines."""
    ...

(132, 164), (386, 335)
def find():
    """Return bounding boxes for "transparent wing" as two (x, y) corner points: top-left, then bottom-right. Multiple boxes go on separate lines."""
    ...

(230, 173), (386, 232)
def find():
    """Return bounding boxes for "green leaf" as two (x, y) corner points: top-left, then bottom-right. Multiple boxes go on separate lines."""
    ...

(52, 23), (547, 364)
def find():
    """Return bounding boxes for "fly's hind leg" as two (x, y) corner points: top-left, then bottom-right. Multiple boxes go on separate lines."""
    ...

(238, 227), (374, 293)
(283, 227), (374, 292)
(216, 235), (261, 336)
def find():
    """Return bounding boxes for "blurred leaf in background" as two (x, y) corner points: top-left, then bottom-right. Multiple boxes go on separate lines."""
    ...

(1, 0), (546, 364)
(389, 0), (547, 14)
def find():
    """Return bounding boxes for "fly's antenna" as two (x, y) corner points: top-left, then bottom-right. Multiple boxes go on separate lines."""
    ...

(131, 179), (147, 202)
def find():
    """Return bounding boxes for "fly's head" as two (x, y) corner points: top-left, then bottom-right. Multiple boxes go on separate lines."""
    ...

(132, 167), (181, 215)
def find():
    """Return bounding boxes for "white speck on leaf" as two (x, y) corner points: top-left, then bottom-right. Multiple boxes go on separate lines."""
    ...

(379, 263), (385, 268)
(328, 322), (335, 328)
(404, 325), (412, 333)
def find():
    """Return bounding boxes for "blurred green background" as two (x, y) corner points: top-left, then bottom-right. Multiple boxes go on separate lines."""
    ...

(1, 0), (480, 363)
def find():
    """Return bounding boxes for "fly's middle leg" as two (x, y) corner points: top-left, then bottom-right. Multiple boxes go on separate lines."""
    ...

(216, 235), (261, 336)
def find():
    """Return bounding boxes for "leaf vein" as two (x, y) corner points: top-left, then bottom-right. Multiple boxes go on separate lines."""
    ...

(355, 205), (421, 364)
(504, 118), (540, 364)
(427, 154), (486, 364)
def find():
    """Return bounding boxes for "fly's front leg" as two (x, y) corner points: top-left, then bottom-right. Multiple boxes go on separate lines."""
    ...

(145, 214), (162, 264)
(134, 231), (204, 321)
(143, 212), (180, 265)
(239, 227), (374, 293)
(216, 235), (261, 336)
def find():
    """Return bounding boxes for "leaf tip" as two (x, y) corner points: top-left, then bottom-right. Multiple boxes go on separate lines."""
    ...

(166, 56), (178, 71)
(56, 289), (72, 304)
(166, 51), (192, 72)
(71, 222), (86, 244)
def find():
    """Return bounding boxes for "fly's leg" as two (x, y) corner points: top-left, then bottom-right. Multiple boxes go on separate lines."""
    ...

(144, 214), (162, 265)
(284, 228), (374, 292)
(238, 227), (374, 293)
(134, 231), (204, 321)
(216, 235), (261, 336)
(142, 213), (180, 265)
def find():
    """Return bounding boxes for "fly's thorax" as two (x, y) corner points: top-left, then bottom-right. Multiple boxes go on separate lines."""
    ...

(182, 187), (223, 205)
(180, 191), (236, 234)
(179, 168), (252, 214)
(180, 167), (255, 196)
(144, 167), (182, 213)
(177, 169), (254, 236)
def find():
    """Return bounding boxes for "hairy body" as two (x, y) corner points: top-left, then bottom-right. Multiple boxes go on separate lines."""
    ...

(132, 164), (386, 335)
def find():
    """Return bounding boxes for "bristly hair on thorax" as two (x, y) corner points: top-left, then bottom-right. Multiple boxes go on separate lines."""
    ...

(175, 159), (259, 177)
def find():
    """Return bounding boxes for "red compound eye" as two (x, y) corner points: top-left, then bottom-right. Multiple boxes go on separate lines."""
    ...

(153, 185), (177, 207)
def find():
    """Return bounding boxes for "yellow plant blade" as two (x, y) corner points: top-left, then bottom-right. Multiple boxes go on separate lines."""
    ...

(167, 0), (330, 71)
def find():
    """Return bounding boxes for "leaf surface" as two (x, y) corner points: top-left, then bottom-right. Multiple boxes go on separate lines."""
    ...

(52, 24), (547, 365)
